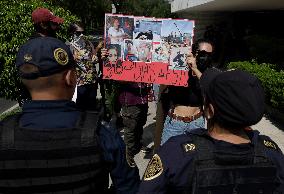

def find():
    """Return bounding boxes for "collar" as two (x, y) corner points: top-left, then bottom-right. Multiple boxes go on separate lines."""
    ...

(187, 128), (260, 146)
(22, 100), (77, 113)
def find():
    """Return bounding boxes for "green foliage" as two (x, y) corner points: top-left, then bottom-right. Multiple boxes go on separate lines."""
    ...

(50, 0), (112, 34)
(228, 61), (284, 112)
(50, 0), (174, 34)
(117, 0), (175, 18)
(244, 35), (284, 70)
(0, 0), (78, 100)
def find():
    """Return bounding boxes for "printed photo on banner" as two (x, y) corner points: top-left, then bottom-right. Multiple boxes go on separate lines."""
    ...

(123, 39), (138, 61)
(105, 15), (134, 47)
(104, 44), (122, 68)
(152, 42), (170, 63)
(161, 19), (193, 47)
(133, 40), (152, 62)
(169, 46), (190, 71)
(134, 18), (162, 42)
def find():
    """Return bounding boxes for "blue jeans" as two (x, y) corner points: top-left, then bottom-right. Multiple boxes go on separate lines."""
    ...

(161, 115), (205, 145)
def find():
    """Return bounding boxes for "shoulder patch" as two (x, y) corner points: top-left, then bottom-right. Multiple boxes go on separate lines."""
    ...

(182, 143), (196, 153)
(143, 154), (163, 181)
(263, 139), (278, 150)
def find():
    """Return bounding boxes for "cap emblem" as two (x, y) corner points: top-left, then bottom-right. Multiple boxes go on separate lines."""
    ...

(54, 48), (68, 65)
(24, 54), (32, 62)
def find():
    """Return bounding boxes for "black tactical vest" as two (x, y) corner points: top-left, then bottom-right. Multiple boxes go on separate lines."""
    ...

(0, 111), (109, 194)
(185, 133), (280, 194)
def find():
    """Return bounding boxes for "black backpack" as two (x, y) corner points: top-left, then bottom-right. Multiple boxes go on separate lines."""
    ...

(0, 111), (109, 194)
(186, 133), (280, 194)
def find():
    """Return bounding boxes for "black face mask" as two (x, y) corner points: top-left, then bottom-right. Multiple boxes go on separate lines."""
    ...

(196, 50), (213, 72)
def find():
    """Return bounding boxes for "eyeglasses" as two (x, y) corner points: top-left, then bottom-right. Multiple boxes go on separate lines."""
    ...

(75, 31), (84, 36)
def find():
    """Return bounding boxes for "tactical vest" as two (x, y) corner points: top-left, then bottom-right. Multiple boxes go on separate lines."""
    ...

(185, 133), (280, 194)
(0, 112), (109, 194)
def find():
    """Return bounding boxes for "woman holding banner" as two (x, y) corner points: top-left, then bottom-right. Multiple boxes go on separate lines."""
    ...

(158, 39), (214, 146)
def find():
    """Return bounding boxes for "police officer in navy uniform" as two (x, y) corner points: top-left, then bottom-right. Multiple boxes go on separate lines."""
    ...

(18, 7), (64, 106)
(138, 68), (284, 194)
(0, 37), (139, 194)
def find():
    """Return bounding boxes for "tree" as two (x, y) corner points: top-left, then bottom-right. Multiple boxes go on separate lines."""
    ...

(114, 0), (176, 18)
(50, 0), (175, 34)
(0, 0), (78, 100)
(50, 0), (112, 34)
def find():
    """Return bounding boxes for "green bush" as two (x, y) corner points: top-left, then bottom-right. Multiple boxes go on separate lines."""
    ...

(228, 61), (284, 112)
(0, 0), (78, 100)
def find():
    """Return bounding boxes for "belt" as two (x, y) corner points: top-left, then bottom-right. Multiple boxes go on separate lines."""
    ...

(168, 111), (203, 123)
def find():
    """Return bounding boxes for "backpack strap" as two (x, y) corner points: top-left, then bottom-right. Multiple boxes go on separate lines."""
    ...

(0, 114), (21, 149)
(182, 132), (214, 187)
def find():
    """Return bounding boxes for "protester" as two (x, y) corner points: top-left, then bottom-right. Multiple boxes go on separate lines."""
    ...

(0, 37), (140, 194)
(119, 81), (152, 166)
(68, 23), (102, 111)
(157, 39), (214, 146)
(101, 47), (152, 166)
(138, 68), (284, 194)
(31, 7), (64, 38)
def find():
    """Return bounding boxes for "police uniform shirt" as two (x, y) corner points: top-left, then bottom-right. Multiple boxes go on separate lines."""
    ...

(137, 128), (284, 194)
(19, 100), (140, 194)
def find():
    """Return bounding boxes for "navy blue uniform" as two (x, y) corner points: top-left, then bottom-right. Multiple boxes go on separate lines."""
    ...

(138, 128), (284, 194)
(19, 100), (140, 194)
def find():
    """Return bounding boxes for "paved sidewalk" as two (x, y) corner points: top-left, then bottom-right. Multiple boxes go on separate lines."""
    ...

(135, 101), (284, 178)
(0, 98), (18, 114)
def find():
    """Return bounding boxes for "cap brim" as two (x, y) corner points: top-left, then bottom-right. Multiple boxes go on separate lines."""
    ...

(200, 68), (222, 94)
(51, 16), (64, 24)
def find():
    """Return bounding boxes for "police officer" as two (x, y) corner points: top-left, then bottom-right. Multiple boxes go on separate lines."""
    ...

(138, 68), (284, 193)
(0, 37), (139, 194)
(18, 7), (64, 106)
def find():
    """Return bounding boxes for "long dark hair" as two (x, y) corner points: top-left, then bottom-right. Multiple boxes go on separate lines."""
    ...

(68, 22), (84, 35)
(192, 39), (214, 56)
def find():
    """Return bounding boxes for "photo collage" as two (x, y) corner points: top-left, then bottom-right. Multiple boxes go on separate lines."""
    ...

(104, 14), (195, 71)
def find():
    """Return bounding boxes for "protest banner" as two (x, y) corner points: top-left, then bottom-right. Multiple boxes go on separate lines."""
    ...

(104, 14), (194, 86)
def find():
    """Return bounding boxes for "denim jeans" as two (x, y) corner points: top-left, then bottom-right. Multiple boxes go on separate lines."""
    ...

(161, 115), (205, 145)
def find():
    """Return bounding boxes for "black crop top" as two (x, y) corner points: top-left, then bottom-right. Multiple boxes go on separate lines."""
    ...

(168, 75), (202, 107)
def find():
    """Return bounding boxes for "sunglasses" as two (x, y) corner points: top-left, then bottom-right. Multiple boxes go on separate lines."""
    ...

(196, 50), (212, 56)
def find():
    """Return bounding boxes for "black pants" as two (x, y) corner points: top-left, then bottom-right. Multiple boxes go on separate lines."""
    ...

(121, 104), (148, 155)
(76, 83), (98, 111)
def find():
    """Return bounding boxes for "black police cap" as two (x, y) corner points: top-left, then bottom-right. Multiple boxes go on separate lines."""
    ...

(16, 37), (76, 79)
(200, 68), (265, 127)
